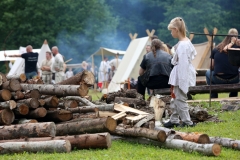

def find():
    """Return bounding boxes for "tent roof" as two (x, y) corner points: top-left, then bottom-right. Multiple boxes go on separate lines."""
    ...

(93, 47), (126, 56)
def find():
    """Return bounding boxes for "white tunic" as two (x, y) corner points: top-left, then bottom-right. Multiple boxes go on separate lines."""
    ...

(168, 40), (197, 94)
(99, 61), (110, 82)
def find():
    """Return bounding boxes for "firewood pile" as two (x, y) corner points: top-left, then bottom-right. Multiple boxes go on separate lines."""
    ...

(0, 71), (238, 156)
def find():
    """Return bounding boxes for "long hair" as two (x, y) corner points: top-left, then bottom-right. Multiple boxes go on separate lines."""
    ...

(216, 28), (238, 53)
(168, 17), (187, 37)
(151, 39), (164, 57)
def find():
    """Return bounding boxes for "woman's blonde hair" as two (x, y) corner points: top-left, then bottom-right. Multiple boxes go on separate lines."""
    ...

(151, 39), (164, 57)
(168, 17), (187, 37)
(216, 28), (238, 53)
(162, 44), (171, 55)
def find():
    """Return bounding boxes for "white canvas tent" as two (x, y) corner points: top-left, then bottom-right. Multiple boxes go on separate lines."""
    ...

(108, 37), (150, 93)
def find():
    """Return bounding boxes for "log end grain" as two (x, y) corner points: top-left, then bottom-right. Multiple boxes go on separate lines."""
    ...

(157, 130), (167, 143)
(38, 99), (46, 106)
(9, 100), (17, 110)
(79, 83), (89, 97)
(64, 139), (72, 153)
(105, 117), (117, 132)
(0, 89), (11, 101)
(20, 73), (27, 82)
(10, 79), (21, 91)
(17, 104), (29, 115)
(66, 100), (78, 108)
(212, 143), (221, 156)
(30, 89), (41, 99)
(33, 107), (47, 117)
(55, 110), (73, 122)
(45, 122), (57, 137)
(0, 109), (15, 125)
(50, 96), (59, 107)
(81, 70), (95, 87)
(197, 134), (210, 144)
(30, 98), (40, 109)
(105, 132), (112, 148)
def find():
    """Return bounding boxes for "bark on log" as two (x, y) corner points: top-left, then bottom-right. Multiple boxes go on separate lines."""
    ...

(210, 137), (240, 150)
(44, 110), (73, 122)
(56, 117), (117, 136)
(113, 136), (221, 156)
(20, 84), (89, 97)
(0, 72), (7, 83)
(6, 73), (26, 82)
(175, 131), (210, 144)
(23, 89), (41, 99)
(76, 104), (114, 111)
(2, 79), (21, 92)
(0, 132), (111, 149)
(0, 89), (11, 101)
(0, 122), (56, 140)
(189, 106), (208, 121)
(114, 97), (146, 107)
(0, 100), (16, 110)
(58, 100), (78, 109)
(154, 83), (240, 95)
(112, 125), (167, 143)
(28, 107), (47, 118)
(14, 103), (29, 115)
(65, 96), (95, 107)
(57, 70), (95, 87)
(0, 109), (15, 125)
(17, 98), (39, 109)
(125, 89), (143, 99)
(44, 96), (59, 108)
(11, 91), (25, 100)
(66, 107), (98, 113)
(18, 118), (38, 124)
(0, 140), (71, 154)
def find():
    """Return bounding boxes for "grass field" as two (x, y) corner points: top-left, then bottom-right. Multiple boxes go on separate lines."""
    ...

(2, 90), (240, 160)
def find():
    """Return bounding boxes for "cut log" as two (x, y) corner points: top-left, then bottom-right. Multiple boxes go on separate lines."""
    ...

(44, 96), (59, 108)
(0, 100), (16, 110)
(14, 103), (29, 115)
(23, 89), (41, 99)
(18, 118), (38, 124)
(38, 99), (46, 106)
(154, 83), (240, 95)
(58, 100), (78, 109)
(113, 136), (221, 156)
(112, 111), (127, 120)
(125, 89), (143, 99)
(57, 70), (95, 87)
(0, 72), (7, 83)
(210, 137), (240, 150)
(0, 122), (56, 140)
(0, 132), (111, 149)
(150, 96), (165, 126)
(65, 96), (95, 107)
(66, 107), (98, 114)
(28, 107), (47, 118)
(77, 104), (114, 111)
(189, 106), (208, 121)
(175, 131), (210, 144)
(11, 90), (25, 100)
(56, 117), (117, 136)
(154, 127), (176, 136)
(2, 79), (21, 92)
(44, 110), (73, 122)
(17, 98), (39, 109)
(114, 103), (149, 115)
(0, 140), (71, 154)
(0, 89), (11, 101)
(20, 84), (89, 97)
(114, 97), (146, 107)
(6, 73), (26, 82)
(112, 126), (167, 143)
(0, 109), (15, 125)
(134, 114), (154, 127)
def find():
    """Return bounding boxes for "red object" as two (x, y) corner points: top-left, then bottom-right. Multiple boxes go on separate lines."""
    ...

(170, 86), (176, 98)
(98, 82), (102, 88)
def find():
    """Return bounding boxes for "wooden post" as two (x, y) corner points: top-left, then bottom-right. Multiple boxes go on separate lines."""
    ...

(129, 33), (138, 41)
(146, 29), (155, 38)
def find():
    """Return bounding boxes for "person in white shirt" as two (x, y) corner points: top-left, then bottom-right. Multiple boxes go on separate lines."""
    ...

(51, 46), (65, 83)
(65, 68), (74, 79)
(99, 56), (110, 88)
(109, 53), (122, 78)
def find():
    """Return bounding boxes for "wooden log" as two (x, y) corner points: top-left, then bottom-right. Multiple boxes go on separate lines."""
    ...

(20, 84), (89, 97)
(44, 110), (73, 122)
(0, 132), (111, 149)
(2, 79), (21, 92)
(0, 72), (7, 83)
(65, 96), (95, 107)
(175, 131), (210, 144)
(134, 114), (154, 127)
(66, 107), (98, 113)
(6, 73), (26, 82)
(0, 109), (15, 125)
(0, 100), (16, 110)
(210, 137), (240, 150)
(23, 89), (41, 99)
(38, 99), (46, 106)
(58, 100), (78, 109)
(0, 140), (71, 154)
(17, 98), (39, 109)
(11, 90), (25, 100)
(0, 122), (56, 139)
(78, 104), (114, 111)
(57, 70), (95, 87)
(28, 107), (47, 118)
(113, 136), (221, 156)
(189, 106), (208, 121)
(150, 96), (165, 126)
(114, 97), (146, 107)
(112, 126), (167, 143)
(0, 89), (11, 101)
(18, 118), (38, 124)
(56, 117), (117, 136)
(44, 96), (59, 108)
(154, 83), (240, 95)
(14, 103), (29, 115)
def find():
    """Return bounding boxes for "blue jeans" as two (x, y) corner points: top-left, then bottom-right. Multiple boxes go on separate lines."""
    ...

(205, 70), (239, 98)
(25, 71), (37, 80)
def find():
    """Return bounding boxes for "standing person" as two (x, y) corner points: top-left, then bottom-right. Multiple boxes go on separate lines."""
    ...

(206, 28), (240, 98)
(65, 68), (74, 79)
(137, 39), (172, 98)
(163, 17), (197, 128)
(41, 51), (52, 84)
(5, 45), (39, 79)
(109, 53), (122, 77)
(51, 46), (65, 83)
(99, 56), (110, 88)
(146, 45), (151, 53)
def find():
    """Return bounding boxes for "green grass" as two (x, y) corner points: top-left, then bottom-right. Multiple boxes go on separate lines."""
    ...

(2, 91), (240, 159)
